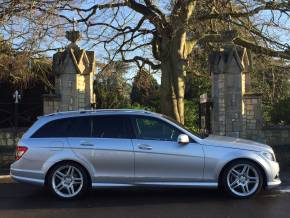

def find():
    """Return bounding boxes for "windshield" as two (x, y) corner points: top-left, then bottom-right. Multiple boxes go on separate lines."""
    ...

(161, 115), (206, 139)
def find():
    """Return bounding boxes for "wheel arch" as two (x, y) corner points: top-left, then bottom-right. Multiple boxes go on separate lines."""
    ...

(218, 158), (267, 188)
(44, 160), (92, 187)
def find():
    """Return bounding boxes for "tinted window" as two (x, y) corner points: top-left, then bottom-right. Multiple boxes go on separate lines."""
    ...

(67, 116), (92, 137)
(133, 116), (182, 141)
(32, 118), (70, 138)
(92, 116), (131, 139)
(162, 115), (203, 139)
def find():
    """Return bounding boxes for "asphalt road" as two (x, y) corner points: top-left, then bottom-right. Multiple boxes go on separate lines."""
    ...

(1, 181), (290, 218)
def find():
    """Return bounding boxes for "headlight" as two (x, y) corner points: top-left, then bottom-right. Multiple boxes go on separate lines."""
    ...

(260, 151), (276, 161)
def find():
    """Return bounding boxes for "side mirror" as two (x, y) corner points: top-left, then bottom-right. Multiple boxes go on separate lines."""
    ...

(177, 134), (190, 144)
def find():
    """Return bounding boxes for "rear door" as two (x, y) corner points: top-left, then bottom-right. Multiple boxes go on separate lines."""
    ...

(67, 115), (134, 184)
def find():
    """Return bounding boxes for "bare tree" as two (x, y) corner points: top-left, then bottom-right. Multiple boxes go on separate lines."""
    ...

(0, 0), (67, 53)
(0, 0), (66, 87)
(2, 0), (290, 123)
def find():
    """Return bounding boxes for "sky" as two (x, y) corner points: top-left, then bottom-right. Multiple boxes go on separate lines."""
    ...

(2, 0), (290, 84)
(46, 0), (158, 83)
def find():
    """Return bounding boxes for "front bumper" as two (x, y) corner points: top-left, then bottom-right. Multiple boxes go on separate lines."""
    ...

(267, 179), (282, 188)
(266, 160), (281, 188)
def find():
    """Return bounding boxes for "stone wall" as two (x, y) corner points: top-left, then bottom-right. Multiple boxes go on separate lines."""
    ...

(262, 127), (290, 168)
(261, 127), (290, 146)
(0, 128), (26, 170)
(43, 95), (60, 115)
(242, 126), (290, 146)
(241, 93), (263, 141)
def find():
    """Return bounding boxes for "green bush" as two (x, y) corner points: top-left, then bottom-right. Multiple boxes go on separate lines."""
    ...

(127, 103), (157, 112)
(269, 97), (290, 125)
(184, 100), (199, 132)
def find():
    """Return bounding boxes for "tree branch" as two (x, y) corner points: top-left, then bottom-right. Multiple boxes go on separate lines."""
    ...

(233, 37), (290, 60)
(197, 1), (290, 21)
(197, 32), (290, 60)
(127, 0), (167, 30)
(197, 33), (222, 44)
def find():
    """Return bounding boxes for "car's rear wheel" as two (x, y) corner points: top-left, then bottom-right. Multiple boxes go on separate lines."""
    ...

(47, 162), (89, 199)
(221, 160), (263, 199)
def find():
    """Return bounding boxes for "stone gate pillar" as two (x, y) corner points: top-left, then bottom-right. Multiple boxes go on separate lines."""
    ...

(209, 31), (250, 137)
(43, 28), (96, 114)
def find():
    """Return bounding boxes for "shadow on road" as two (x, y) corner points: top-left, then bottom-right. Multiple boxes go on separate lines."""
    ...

(0, 182), (283, 211)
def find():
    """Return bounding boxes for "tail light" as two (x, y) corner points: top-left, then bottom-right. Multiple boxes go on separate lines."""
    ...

(16, 146), (28, 160)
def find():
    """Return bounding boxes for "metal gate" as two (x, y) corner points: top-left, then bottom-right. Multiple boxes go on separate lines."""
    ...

(199, 93), (212, 136)
(0, 81), (45, 129)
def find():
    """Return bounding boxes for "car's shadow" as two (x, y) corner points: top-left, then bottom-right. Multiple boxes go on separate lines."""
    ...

(0, 183), (283, 210)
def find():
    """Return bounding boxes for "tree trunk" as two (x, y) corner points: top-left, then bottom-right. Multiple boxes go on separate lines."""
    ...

(158, 1), (197, 124)
(160, 37), (188, 124)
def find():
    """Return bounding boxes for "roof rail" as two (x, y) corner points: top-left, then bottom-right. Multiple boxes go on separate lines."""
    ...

(41, 109), (155, 117)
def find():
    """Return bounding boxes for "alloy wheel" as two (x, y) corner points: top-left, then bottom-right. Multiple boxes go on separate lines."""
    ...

(52, 165), (84, 198)
(226, 163), (260, 197)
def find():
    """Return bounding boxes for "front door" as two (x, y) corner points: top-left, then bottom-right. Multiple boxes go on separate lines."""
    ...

(131, 116), (204, 183)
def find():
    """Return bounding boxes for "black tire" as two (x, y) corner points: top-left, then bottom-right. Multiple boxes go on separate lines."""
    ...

(47, 161), (89, 199)
(220, 160), (264, 199)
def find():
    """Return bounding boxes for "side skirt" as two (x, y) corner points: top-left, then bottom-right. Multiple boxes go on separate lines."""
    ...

(92, 182), (218, 188)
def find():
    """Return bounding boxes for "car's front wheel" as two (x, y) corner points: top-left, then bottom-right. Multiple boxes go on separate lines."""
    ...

(221, 160), (263, 199)
(47, 162), (89, 199)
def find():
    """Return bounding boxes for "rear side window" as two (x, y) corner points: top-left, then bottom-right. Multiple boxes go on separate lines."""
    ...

(67, 116), (92, 137)
(31, 115), (131, 138)
(92, 115), (131, 139)
(31, 118), (70, 138)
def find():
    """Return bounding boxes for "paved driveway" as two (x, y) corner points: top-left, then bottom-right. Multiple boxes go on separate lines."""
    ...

(1, 181), (290, 218)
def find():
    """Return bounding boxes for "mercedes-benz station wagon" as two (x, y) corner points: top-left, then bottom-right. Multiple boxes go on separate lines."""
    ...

(10, 109), (281, 199)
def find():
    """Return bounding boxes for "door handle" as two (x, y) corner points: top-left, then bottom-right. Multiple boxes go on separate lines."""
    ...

(80, 141), (94, 147)
(138, 144), (152, 150)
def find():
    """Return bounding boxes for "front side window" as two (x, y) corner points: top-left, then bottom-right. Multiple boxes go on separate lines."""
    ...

(133, 116), (182, 141)
(32, 118), (70, 138)
(92, 115), (131, 139)
(161, 115), (203, 139)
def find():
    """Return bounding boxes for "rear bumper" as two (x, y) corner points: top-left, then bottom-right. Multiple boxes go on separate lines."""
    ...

(10, 165), (45, 186)
(11, 174), (44, 185)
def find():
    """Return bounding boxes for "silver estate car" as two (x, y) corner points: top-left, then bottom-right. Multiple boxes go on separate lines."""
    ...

(10, 109), (281, 199)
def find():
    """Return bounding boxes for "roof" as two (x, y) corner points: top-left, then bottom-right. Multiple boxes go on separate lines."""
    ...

(40, 109), (157, 119)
